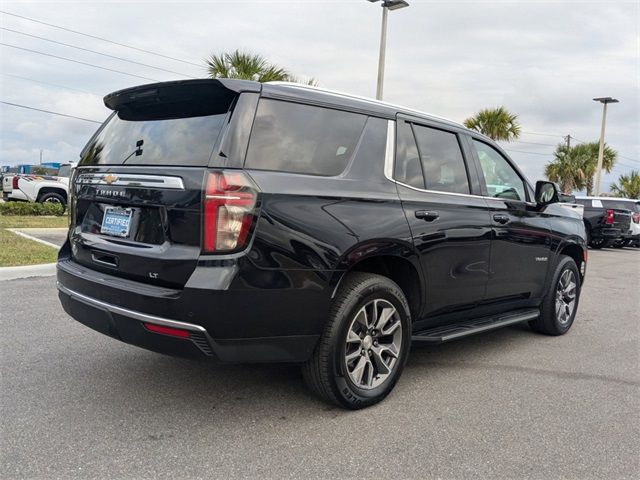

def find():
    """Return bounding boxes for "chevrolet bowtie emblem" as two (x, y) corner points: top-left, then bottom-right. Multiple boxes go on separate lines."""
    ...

(102, 174), (119, 185)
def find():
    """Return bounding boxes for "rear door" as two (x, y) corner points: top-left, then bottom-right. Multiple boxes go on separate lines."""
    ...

(393, 118), (492, 318)
(468, 138), (552, 303)
(68, 81), (253, 288)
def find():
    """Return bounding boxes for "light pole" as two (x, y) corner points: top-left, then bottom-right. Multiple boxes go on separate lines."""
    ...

(368, 0), (409, 100)
(592, 97), (619, 195)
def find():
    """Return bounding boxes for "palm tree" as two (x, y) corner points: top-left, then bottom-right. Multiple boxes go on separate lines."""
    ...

(610, 170), (640, 199)
(545, 142), (617, 194)
(545, 144), (584, 193)
(463, 107), (521, 142)
(573, 142), (617, 195)
(206, 50), (316, 85)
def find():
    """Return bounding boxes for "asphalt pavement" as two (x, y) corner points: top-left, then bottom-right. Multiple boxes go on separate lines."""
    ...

(1, 249), (638, 479)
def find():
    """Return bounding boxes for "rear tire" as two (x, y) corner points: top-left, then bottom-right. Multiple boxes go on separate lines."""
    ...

(611, 239), (626, 249)
(589, 237), (607, 249)
(39, 192), (66, 210)
(530, 255), (581, 336)
(302, 272), (411, 409)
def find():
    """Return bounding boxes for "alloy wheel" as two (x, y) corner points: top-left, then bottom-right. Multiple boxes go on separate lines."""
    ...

(555, 269), (577, 325)
(344, 299), (403, 390)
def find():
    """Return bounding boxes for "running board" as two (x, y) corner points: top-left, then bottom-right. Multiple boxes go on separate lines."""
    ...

(411, 308), (540, 344)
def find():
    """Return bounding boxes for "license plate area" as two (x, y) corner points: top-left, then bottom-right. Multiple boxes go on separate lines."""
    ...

(101, 207), (133, 238)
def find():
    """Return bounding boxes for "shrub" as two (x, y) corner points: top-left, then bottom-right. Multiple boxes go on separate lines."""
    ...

(0, 201), (65, 216)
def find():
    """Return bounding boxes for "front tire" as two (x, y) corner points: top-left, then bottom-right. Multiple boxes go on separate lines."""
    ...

(302, 272), (411, 409)
(530, 255), (581, 336)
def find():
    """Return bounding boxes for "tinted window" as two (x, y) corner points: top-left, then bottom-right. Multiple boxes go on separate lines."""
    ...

(245, 100), (367, 176)
(412, 125), (469, 194)
(473, 140), (526, 201)
(79, 113), (226, 166)
(394, 120), (424, 189)
(57, 165), (71, 177)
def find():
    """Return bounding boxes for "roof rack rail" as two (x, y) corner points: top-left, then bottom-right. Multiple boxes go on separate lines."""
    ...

(265, 81), (463, 128)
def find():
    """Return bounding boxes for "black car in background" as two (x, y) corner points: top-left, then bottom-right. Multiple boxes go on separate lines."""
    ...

(575, 196), (634, 248)
(57, 79), (587, 408)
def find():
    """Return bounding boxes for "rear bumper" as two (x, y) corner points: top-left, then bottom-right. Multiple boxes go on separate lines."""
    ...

(58, 282), (320, 363)
(594, 228), (621, 239)
(56, 249), (330, 363)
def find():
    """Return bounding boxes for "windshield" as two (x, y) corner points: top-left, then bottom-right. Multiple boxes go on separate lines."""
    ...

(79, 112), (226, 167)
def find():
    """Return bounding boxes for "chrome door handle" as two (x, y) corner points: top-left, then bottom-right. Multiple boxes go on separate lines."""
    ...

(493, 214), (510, 224)
(415, 210), (439, 222)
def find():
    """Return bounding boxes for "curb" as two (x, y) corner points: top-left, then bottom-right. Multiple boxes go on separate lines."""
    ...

(0, 263), (57, 281)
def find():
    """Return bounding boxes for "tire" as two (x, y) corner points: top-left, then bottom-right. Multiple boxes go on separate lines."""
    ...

(529, 255), (581, 336)
(589, 237), (607, 249)
(611, 240), (625, 249)
(302, 272), (412, 409)
(39, 192), (66, 210)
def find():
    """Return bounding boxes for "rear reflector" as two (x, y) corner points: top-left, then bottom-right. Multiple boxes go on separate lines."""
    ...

(203, 171), (257, 253)
(633, 213), (640, 224)
(12, 176), (19, 189)
(144, 323), (191, 338)
(605, 209), (614, 225)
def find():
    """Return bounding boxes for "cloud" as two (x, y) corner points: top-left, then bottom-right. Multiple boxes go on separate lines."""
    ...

(0, 0), (637, 192)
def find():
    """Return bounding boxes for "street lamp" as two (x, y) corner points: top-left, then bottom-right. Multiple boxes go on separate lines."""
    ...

(368, 0), (410, 100)
(592, 96), (619, 195)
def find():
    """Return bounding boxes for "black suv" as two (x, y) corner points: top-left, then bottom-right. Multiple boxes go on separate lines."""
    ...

(57, 79), (587, 409)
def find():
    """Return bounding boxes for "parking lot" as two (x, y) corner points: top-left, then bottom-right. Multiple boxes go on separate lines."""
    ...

(1, 249), (638, 479)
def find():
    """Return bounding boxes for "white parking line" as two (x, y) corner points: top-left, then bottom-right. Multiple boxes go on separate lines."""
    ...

(7, 228), (61, 249)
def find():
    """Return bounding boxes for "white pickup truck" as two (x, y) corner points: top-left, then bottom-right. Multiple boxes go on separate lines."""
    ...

(2, 164), (73, 209)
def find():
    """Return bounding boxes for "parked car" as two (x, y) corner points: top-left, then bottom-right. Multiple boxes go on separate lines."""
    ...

(5, 164), (74, 209)
(575, 196), (633, 248)
(57, 80), (587, 409)
(2, 173), (29, 202)
(595, 198), (640, 248)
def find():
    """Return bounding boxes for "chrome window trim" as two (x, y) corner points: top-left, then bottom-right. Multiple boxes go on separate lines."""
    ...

(76, 173), (184, 190)
(383, 119), (528, 202)
(384, 119), (395, 181)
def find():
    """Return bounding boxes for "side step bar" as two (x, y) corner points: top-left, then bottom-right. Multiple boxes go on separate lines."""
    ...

(411, 308), (540, 344)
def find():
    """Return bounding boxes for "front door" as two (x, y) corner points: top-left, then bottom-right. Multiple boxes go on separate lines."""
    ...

(393, 119), (492, 318)
(469, 138), (552, 302)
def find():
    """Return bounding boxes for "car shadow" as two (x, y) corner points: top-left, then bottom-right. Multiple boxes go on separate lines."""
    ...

(61, 323), (539, 421)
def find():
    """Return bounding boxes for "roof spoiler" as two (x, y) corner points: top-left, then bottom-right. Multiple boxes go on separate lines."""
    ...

(104, 79), (261, 111)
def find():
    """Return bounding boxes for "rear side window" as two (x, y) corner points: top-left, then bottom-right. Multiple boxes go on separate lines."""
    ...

(394, 120), (424, 189)
(412, 124), (470, 194)
(245, 99), (367, 176)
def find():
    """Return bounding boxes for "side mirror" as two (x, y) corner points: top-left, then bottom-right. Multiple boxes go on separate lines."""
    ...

(535, 180), (560, 206)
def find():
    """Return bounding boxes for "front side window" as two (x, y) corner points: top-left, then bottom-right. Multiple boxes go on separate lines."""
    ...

(472, 140), (527, 201)
(245, 99), (367, 176)
(412, 125), (469, 194)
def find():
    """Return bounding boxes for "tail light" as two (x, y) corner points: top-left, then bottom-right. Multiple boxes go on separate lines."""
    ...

(633, 213), (640, 224)
(203, 171), (258, 253)
(605, 209), (614, 225)
(12, 176), (19, 189)
(144, 323), (190, 338)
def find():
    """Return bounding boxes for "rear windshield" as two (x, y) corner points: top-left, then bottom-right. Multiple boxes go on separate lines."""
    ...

(78, 112), (226, 166)
(601, 200), (639, 212)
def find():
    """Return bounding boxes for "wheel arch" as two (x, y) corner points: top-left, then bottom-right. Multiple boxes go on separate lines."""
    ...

(331, 249), (424, 321)
(37, 187), (68, 202)
(557, 241), (586, 282)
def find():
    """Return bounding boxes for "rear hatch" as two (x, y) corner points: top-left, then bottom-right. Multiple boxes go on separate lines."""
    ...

(601, 200), (634, 234)
(68, 80), (254, 289)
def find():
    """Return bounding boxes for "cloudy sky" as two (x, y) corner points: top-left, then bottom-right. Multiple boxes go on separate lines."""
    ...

(1, 0), (638, 192)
